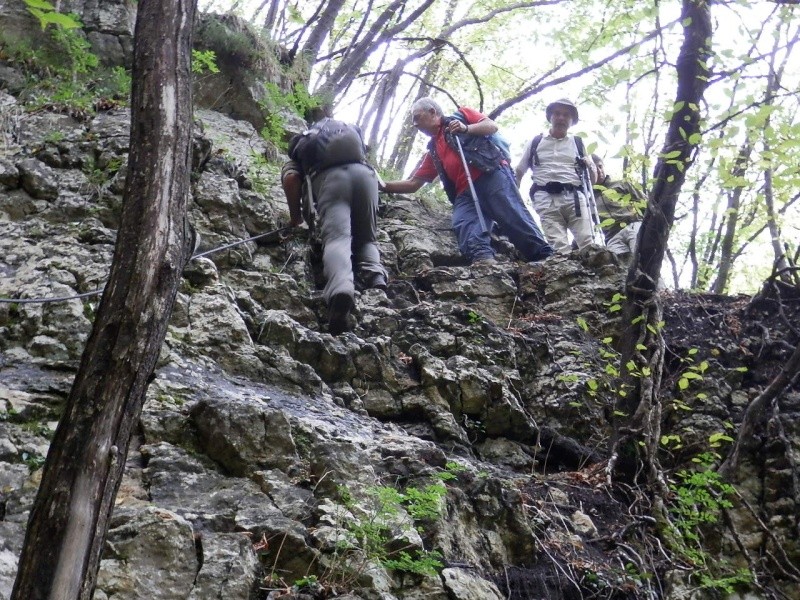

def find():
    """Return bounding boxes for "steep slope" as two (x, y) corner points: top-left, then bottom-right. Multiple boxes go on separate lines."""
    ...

(0, 9), (798, 600)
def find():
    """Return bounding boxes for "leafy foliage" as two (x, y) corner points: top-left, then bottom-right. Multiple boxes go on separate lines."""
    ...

(191, 49), (220, 74)
(23, 0), (80, 30)
(258, 82), (320, 150)
(3, 2), (130, 113)
(667, 452), (752, 593)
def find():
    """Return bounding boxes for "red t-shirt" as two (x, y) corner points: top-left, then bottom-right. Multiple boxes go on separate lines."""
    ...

(413, 106), (486, 196)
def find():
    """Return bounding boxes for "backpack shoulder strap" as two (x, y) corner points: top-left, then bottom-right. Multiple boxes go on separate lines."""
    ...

(529, 134), (543, 170)
(574, 135), (585, 157)
(452, 109), (467, 124)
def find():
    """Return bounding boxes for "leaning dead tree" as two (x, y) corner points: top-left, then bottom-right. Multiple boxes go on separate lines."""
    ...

(610, 0), (713, 479)
(11, 0), (197, 598)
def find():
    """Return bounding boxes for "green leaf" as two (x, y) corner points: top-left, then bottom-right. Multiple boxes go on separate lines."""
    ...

(663, 150), (682, 159)
(576, 317), (588, 332)
(587, 379), (598, 391)
(27, 6), (48, 28)
(24, 0), (55, 9)
(678, 378), (689, 390)
(709, 432), (734, 445)
(40, 11), (81, 29)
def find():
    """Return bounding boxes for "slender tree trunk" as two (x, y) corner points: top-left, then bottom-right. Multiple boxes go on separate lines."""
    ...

(761, 21), (797, 282)
(687, 186), (701, 288)
(711, 142), (753, 293)
(386, 33), (452, 175)
(261, 0), (282, 39)
(317, 0), (436, 101)
(614, 0), (712, 424)
(298, 0), (347, 68)
(364, 61), (401, 153)
(763, 163), (789, 276)
(696, 198), (722, 290)
(11, 1), (197, 598)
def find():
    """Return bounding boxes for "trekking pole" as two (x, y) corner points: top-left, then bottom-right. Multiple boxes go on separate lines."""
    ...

(578, 159), (605, 246)
(454, 135), (488, 233)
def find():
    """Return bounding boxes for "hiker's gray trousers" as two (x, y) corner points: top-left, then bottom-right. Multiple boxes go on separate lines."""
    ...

(606, 221), (641, 255)
(312, 163), (386, 303)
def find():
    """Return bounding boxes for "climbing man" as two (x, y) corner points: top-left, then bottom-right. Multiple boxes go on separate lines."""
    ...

(282, 108), (387, 335)
(515, 98), (598, 254)
(380, 97), (553, 265)
(591, 154), (646, 255)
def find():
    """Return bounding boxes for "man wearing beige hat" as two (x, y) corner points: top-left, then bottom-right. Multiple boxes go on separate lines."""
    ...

(515, 98), (598, 253)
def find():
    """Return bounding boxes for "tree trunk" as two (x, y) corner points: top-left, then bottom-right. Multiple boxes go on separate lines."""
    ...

(261, 0), (282, 39)
(711, 142), (752, 293)
(615, 0), (712, 423)
(298, 0), (347, 68)
(11, 1), (197, 598)
(386, 43), (450, 175)
(317, 0), (436, 101)
(761, 40), (790, 280)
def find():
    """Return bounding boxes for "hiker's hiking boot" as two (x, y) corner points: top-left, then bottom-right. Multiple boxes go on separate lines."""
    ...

(365, 274), (388, 290)
(471, 256), (496, 266)
(328, 293), (355, 335)
(528, 249), (554, 264)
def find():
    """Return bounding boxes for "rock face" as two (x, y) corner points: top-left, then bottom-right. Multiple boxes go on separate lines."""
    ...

(1, 9), (799, 600)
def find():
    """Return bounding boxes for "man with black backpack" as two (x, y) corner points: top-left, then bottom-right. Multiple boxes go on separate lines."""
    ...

(282, 109), (387, 335)
(591, 154), (646, 255)
(515, 98), (598, 254)
(380, 97), (552, 265)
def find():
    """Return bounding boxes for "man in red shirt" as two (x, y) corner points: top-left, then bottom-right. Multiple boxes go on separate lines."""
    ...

(381, 97), (552, 265)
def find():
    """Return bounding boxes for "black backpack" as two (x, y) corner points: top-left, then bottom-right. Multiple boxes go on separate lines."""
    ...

(289, 118), (367, 175)
(528, 133), (586, 170)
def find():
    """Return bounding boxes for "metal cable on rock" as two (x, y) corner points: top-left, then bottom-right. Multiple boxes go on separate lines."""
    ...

(0, 226), (292, 305)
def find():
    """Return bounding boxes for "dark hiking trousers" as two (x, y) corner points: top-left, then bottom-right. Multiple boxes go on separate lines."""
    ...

(452, 165), (553, 263)
(312, 163), (387, 304)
